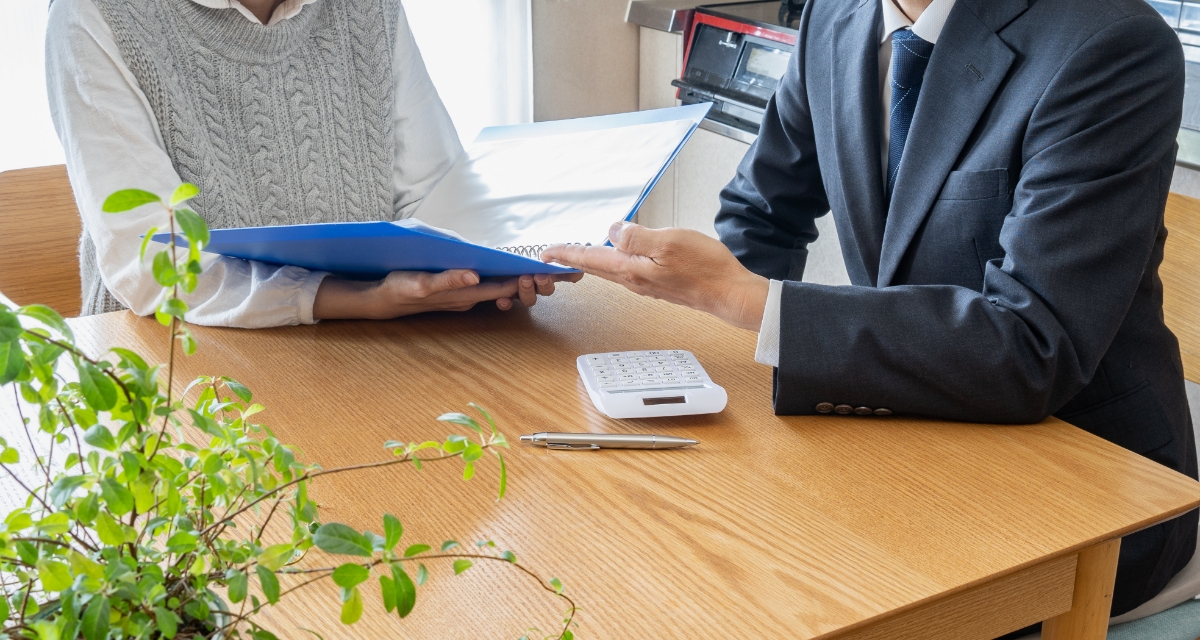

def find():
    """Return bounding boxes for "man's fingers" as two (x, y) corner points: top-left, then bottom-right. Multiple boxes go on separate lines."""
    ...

(534, 274), (555, 296)
(608, 221), (662, 258)
(542, 244), (630, 277)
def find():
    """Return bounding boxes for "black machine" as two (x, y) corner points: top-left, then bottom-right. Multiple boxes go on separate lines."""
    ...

(672, 1), (802, 138)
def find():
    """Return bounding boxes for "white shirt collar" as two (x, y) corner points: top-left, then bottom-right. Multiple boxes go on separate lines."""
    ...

(188, 0), (320, 26)
(880, 0), (957, 45)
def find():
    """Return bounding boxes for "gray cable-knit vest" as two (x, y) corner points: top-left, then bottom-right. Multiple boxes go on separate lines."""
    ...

(83, 0), (399, 315)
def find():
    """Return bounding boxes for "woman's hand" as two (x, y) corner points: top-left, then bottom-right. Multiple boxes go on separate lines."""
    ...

(312, 269), (582, 320)
(541, 222), (769, 330)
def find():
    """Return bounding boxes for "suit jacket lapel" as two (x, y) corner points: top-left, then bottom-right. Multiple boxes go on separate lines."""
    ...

(877, 0), (1023, 287)
(830, 0), (887, 286)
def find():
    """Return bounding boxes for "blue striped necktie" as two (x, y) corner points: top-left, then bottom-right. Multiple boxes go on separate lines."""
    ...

(887, 28), (935, 200)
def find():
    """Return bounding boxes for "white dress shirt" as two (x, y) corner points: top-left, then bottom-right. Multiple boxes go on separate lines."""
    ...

(45, 0), (463, 327)
(754, 0), (957, 366)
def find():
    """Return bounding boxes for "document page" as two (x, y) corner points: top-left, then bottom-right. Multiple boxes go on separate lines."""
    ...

(410, 118), (695, 250)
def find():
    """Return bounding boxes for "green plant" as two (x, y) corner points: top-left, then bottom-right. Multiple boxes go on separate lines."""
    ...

(0, 185), (577, 639)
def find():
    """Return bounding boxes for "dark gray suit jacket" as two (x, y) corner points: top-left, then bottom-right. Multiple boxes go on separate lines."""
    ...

(716, 0), (1197, 617)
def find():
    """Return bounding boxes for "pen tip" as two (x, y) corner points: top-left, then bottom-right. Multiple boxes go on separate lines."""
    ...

(687, 439), (699, 446)
(519, 435), (533, 443)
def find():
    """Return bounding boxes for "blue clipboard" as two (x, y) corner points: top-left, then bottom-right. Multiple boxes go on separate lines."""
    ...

(154, 103), (712, 278)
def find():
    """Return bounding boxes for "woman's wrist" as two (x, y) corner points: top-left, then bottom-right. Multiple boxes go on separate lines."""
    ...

(313, 277), (390, 320)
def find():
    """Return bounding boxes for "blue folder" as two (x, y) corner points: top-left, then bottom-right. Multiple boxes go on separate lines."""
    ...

(154, 103), (712, 279)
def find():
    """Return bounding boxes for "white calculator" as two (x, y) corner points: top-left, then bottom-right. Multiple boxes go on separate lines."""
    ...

(577, 350), (728, 419)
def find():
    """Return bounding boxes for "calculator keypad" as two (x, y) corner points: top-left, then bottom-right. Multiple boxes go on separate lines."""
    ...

(585, 350), (709, 391)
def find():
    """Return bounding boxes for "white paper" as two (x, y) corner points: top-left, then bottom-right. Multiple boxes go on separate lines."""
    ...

(410, 119), (694, 250)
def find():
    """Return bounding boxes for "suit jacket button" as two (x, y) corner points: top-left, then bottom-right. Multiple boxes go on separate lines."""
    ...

(834, 404), (853, 415)
(874, 408), (893, 416)
(854, 406), (873, 415)
(816, 402), (834, 413)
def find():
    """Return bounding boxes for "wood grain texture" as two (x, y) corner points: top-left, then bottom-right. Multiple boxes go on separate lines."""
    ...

(4, 278), (1199, 639)
(0, 165), (82, 317)
(1040, 539), (1122, 640)
(1164, 193), (1200, 383)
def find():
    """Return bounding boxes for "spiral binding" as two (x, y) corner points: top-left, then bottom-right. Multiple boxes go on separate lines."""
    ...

(495, 242), (589, 258)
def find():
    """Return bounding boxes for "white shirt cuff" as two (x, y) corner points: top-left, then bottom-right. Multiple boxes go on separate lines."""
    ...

(754, 279), (783, 367)
(297, 271), (331, 325)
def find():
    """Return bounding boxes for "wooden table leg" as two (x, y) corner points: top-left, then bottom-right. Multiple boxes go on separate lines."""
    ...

(1041, 538), (1122, 640)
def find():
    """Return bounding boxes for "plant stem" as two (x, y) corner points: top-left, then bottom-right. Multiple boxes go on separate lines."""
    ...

(197, 446), (486, 539)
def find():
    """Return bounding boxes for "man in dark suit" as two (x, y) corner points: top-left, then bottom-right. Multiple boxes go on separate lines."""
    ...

(543, 0), (1197, 624)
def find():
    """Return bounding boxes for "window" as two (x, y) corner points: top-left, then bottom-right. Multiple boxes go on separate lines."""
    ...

(1150, 0), (1200, 168)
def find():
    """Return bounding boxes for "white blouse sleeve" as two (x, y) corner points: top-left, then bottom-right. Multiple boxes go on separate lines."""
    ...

(45, 0), (330, 328)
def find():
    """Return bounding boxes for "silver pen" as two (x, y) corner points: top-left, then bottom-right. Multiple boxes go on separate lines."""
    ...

(519, 432), (698, 450)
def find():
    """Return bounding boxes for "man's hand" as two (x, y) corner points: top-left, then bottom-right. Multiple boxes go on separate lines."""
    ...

(541, 222), (770, 330)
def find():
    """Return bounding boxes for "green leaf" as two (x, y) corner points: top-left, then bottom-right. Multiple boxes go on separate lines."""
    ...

(462, 442), (483, 463)
(379, 575), (396, 612)
(227, 569), (248, 603)
(550, 577), (564, 594)
(452, 560), (472, 575)
(80, 594), (110, 640)
(0, 341), (24, 385)
(36, 512), (70, 535)
(501, 550), (517, 563)
(440, 540), (458, 552)
(69, 551), (104, 581)
(165, 531), (197, 553)
(19, 304), (72, 339)
(340, 586), (363, 624)
(442, 434), (467, 454)
(0, 447), (18, 464)
(392, 563), (416, 618)
(139, 226), (160, 262)
(78, 362), (118, 411)
(37, 559), (74, 592)
(256, 565), (280, 605)
(154, 607), (179, 639)
(102, 188), (161, 213)
(74, 492), (99, 523)
(50, 475), (89, 508)
(438, 412), (482, 433)
(469, 403), (498, 435)
(82, 425), (116, 451)
(402, 544), (430, 558)
(132, 474), (155, 513)
(169, 183), (199, 207)
(497, 452), (507, 501)
(159, 297), (188, 321)
(0, 309), (21, 343)
(416, 564), (428, 586)
(313, 523), (373, 557)
(174, 207), (210, 249)
(221, 377), (252, 403)
(258, 543), (294, 571)
(462, 462), (475, 481)
(382, 514), (402, 552)
(330, 563), (370, 589)
(94, 512), (127, 546)
(0, 596), (9, 625)
(152, 251), (180, 288)
(99, 478), (134, 515)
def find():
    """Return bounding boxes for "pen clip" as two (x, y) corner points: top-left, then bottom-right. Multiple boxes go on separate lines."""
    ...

(546, 442), (601, 451)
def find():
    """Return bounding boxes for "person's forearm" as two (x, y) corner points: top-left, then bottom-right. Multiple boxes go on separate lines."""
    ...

(312, 277), (388, 320)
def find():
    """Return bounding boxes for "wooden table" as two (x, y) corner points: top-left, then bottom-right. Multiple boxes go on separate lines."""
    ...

(6, 278), (1200, 639)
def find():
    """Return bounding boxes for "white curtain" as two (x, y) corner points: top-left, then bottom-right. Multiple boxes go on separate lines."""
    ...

(0, 0), (532, 172)
(405, 0), (534, 144)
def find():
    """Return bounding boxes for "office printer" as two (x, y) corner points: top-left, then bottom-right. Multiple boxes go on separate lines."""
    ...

(672, 1), (799, 141)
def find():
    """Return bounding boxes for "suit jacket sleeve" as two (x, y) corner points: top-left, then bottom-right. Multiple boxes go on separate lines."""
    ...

(774, 15), (1184, 422)
(715, 3), (829, 282)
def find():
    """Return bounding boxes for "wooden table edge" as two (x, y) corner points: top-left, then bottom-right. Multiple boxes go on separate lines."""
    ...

(812, 494), (1200, 639)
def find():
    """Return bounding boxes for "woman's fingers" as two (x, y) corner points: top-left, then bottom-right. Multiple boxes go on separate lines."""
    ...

(516, 275), (538, 307)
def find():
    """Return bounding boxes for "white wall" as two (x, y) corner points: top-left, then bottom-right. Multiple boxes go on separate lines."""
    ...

(0, 0), (63, 173)
(0, 0), (531, 173)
